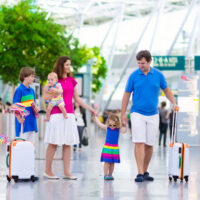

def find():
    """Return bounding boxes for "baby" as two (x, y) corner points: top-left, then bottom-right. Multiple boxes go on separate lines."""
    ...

(44, 72), (68, 121)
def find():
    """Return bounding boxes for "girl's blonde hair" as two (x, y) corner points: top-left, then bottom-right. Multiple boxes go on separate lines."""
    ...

(106, 113), (120, 128)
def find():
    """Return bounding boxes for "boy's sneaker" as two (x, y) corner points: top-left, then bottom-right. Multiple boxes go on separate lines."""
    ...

(135, 174), (144, 182)
(143, 172), (154, 181)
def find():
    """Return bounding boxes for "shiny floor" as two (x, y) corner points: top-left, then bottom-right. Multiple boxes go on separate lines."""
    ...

(1, 125), (200, 200)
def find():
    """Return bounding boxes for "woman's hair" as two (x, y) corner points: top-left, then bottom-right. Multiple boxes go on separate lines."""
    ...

(106, 113), (120, 128)
(19, 67), (35, 82)
(53, 56), (72, 79)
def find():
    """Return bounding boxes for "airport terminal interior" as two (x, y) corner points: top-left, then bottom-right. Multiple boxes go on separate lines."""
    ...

(1, 0), (200, 199)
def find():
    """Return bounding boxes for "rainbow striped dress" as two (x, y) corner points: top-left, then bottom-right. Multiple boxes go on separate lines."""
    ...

(101, 127), (120, 163)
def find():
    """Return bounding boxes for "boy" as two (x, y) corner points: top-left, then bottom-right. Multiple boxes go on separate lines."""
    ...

(13, 67), (39, 141)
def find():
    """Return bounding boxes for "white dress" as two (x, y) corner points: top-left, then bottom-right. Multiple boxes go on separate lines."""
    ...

(44, 113), (79, 146)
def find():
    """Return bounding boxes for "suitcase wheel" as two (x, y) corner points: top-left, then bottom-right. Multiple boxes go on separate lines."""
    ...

(173, 176), (178, 182)
(12, 176), (19, 183)
(6, 175), (11, 182)
(184, 176), (189, 182)
(31, 175), (35, 182)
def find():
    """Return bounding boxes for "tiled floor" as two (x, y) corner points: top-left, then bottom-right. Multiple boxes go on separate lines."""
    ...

(0, 126), (200, 200)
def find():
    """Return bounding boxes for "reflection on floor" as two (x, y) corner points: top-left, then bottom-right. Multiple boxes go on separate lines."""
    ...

(0, 126), (200, 200)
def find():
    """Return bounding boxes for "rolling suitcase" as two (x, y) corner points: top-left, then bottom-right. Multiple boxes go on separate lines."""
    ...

(168, 110), (189, 182)
(6, 124), (36, 182)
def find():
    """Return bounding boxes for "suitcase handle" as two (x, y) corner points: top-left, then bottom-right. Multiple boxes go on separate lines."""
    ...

(6, 154), (9, 168)
(14, 138), (26, 141)
(171, 110), (178, 143)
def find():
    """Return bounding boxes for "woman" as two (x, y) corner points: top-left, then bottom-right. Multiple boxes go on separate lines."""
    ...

(44, 56), (96, 179)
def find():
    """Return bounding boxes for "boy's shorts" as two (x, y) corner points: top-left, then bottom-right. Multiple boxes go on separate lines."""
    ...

(131, 112), (159, 146)
(17, 131), (36, 142)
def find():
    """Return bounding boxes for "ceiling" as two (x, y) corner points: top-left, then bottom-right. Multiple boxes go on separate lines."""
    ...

(35, 0), (195, 28)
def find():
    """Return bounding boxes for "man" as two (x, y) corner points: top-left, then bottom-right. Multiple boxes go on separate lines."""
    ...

(121, 50), (178, 182)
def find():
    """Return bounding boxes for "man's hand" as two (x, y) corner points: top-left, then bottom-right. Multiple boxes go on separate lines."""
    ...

(173, 104), (179, 111)
(121, 113), (127, 127)
(120, 126), (127, 134)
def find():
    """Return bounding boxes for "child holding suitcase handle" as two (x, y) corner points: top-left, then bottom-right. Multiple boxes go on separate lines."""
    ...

(7, 67), (39, 182)
(13, 67), (39, 141)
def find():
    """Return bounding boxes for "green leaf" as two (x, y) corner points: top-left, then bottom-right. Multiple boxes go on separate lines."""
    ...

(0, 0), (107, 93)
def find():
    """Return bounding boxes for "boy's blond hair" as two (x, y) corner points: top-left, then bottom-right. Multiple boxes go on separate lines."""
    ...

(19, 67), (35, 82)
(106, 113), (120, 128)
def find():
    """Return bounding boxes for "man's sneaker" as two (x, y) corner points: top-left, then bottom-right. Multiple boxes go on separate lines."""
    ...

(135, 174), (144, 182)
(143, 172), (154, 181)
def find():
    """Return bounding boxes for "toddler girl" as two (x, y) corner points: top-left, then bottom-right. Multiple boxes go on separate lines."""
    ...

(94, 113), (126, 180)
(44, 72), (68, 121)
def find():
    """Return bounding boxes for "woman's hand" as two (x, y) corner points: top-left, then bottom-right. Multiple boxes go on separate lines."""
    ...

(91, 108), (98, 116)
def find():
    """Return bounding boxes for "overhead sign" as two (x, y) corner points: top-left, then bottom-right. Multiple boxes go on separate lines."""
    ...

(152, 56), (185, 70)
(194, 56), (200, 70)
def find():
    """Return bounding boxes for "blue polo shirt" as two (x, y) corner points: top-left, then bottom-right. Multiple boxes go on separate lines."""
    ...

(125, 67), (168, 116)
(13, 84), (38, 137)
